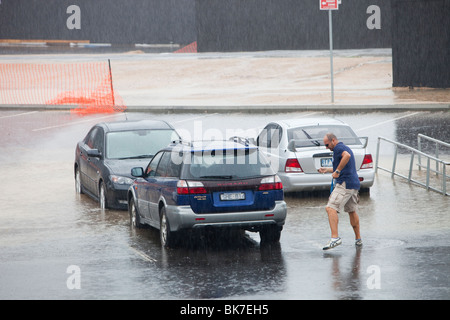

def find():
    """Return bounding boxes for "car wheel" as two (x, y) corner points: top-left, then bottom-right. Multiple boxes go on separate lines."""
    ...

(75, 167), (83, 194)
(99, 182), (107, 209)
(129, 197), (143, 228)
(160, 207), (177, 248)
(260, 225), (282, 244)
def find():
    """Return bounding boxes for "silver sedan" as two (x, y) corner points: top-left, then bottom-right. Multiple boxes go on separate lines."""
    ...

(249, 117), (375, 192)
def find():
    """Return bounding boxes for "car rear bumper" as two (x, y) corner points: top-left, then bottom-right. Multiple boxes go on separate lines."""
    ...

(279, 169), (375, 192)
(165, 200), (287, 232)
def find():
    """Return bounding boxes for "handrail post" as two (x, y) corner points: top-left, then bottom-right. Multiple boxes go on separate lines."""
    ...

(408, 152), (414, 182)
(443, 164), (447, 195)
(417, 134), (422, 171)
(435, 143), (439, 176)
(392, 144), (398, 178)
(375, 137), (381, 173)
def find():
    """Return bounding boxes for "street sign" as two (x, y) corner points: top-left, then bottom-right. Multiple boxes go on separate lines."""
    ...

(320, 0), (339, 10)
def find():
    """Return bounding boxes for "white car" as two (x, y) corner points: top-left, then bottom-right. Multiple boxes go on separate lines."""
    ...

(249, 117), (375, 193)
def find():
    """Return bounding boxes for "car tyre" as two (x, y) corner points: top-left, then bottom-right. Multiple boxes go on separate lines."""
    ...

(75, 167), (84, 194)
(259, 225), (282, 244)
(160, 206), (177, 248)
(129, 197), (144, 228)
(99, 182), (107, 209)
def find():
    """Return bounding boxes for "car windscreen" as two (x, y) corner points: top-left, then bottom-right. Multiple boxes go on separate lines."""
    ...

(181, 148), (275, 180)
(106, 129), (178, 159)
(287, 125), (361, 148)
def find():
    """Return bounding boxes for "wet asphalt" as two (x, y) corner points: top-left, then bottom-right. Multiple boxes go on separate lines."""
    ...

(0, 109), (449, 300)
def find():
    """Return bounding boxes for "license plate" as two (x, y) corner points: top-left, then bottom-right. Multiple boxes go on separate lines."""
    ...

(321, 158), (333, 167)
(220, 192), (246, 201)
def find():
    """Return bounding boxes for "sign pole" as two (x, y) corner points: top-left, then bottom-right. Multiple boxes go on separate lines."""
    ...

(320, 0), (339, 103)
(328, 9), (334, 103)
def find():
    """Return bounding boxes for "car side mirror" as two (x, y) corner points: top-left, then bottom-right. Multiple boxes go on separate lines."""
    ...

(131, 167), (144, 178)
(87, 148), (102, 158)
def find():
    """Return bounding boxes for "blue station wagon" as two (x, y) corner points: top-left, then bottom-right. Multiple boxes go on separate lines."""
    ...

(127, 140), (287, 247)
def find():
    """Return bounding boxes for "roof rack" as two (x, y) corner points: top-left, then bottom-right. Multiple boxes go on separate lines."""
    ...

(228, 136), (251, 146)
(170, 139), (192, 146)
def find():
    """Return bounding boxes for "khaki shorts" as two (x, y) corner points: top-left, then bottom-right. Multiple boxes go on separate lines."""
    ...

(327, 181), (360, 213)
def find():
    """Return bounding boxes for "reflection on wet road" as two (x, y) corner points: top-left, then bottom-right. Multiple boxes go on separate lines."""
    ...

(0, 110), (449, 299)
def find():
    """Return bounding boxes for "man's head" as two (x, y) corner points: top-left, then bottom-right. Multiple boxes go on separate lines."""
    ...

(323, 133), (338, 151)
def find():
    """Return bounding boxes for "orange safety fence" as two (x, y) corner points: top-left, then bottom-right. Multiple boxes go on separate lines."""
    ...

(174, 41), (197, 53)
(0, 61), (126, 115)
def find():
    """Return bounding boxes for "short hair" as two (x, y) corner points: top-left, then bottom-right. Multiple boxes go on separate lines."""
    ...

(325, 133), (337, 141)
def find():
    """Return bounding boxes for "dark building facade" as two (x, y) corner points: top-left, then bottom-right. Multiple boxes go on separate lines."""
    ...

(195, 0), (392, 51)
(391, 0), (450, 88)
(0, 0), (447, 88)
(0, 0), (196, 45)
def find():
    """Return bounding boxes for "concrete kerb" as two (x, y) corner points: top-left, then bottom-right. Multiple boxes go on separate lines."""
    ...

(124, 104), (450, 113)
(0, 103), (449, 113)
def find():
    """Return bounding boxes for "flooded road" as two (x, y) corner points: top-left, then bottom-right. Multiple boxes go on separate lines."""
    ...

(0, 109), (449, 300)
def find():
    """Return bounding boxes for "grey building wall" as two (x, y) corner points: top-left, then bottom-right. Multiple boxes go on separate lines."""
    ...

(1, 0), (447, 88)
(195, 0), (392, 52)
(0, 0), (196, 44)
(0, 0), (390, 49)
(391, 0), (450, 88)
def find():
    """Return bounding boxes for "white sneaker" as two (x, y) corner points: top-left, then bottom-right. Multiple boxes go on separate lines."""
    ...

(323, 237), (342, 250)
(355, 239), (363, 247)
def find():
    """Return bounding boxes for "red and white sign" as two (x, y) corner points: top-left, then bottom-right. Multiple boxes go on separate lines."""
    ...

(320, 0), (339, 10)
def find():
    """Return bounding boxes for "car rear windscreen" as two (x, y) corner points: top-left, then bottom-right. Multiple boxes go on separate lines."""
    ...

(106, 129), (178, 159)
(182, 148), (275, 180)
(288, 125), (361, 148)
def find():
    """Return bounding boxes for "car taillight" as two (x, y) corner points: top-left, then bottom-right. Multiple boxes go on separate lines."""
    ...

(176, 180), (207, 194)
(285, 158), (303, 173)
(360, 154), (373, 169)
(259, 175), (283, 191)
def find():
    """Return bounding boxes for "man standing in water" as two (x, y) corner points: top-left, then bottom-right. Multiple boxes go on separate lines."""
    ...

(318, 133), (362, 250)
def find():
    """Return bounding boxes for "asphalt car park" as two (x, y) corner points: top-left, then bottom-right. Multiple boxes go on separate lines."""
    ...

(0, 109), (449, 300)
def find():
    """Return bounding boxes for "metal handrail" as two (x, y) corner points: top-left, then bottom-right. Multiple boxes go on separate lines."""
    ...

(417, 134), (450, 175)
(375, 136), (449, 196)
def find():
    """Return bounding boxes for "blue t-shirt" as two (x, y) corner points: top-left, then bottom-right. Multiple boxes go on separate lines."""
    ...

(333, 142), (360, 190)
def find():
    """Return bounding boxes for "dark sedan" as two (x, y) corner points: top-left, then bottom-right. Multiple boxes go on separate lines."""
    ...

(74, 120), (180, 209)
